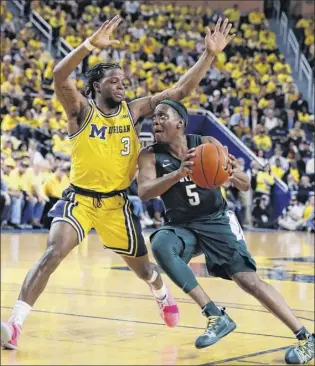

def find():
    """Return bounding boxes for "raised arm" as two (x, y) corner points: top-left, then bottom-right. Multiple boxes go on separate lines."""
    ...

(53, 16), (122, 134)
(129, 18), (235, 123)
(137, 147), (196, 200)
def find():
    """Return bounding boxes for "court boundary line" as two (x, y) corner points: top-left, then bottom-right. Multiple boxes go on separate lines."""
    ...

(2, 282), (314, 314)
(2, 285), (314, 322)
(0, 306), (296, 341)
(199, 345), (289, 365)
(238, 361), (268, 365)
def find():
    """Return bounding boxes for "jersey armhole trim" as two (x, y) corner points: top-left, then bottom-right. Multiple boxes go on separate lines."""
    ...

(126, 103), (140, 138)
(126, 103), (138, 129)
(69, 101), (94, 140)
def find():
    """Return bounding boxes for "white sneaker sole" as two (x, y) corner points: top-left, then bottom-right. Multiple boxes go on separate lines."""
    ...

(1, 323), (17, 350)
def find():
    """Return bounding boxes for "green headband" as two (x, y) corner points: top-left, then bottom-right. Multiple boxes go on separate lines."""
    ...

(158, 100), (188, 126)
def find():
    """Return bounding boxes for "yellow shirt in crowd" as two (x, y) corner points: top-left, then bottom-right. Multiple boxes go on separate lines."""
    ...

(42, 173), (70, 198)
(271, 166), (285, 180)
(252, 135), (272, 151)
(256, 171), (275, 194)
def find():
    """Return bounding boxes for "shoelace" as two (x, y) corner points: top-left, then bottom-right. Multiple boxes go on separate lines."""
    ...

(205, 316), (219, 333)
(295, 338), (314, 363)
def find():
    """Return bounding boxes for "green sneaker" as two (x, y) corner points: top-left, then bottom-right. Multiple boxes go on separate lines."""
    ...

(195, 308), (236, 349)
(285, 333), (315, 364)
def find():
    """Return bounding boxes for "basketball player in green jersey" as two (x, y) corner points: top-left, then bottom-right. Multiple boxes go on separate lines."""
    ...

(137, 100), (315, 364)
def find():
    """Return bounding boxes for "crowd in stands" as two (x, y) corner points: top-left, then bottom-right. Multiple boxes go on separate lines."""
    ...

(0, 1), (314, 232)
(293, 14), (315, 72)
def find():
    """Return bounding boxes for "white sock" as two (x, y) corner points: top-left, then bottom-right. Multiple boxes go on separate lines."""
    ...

(152, 283), (167, 300)
(8, 300), (32, 327)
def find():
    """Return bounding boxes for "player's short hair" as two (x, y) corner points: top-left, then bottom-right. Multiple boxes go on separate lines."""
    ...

(158, 99), (188, 127)
(85, 63), (122, 99)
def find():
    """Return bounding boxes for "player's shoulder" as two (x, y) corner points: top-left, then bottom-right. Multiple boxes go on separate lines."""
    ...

(139, 144), (156, 159)
(141, 142), (165, 155)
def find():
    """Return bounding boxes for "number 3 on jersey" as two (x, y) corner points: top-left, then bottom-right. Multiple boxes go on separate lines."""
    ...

(186, 184), (200, 206)
(121, 136), (130, 156)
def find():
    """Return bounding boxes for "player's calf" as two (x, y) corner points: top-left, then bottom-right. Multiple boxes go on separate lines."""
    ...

(145, 264), (179, 328)
(123, 256), (179, 327)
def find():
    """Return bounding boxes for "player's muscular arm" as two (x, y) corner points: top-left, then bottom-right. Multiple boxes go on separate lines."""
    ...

(138, 148), (182, 200)
(129, 50), (214, 121)
(53, 46), (90, 131)
(129, 18), (235, 122)
(53, 16), (122, 133)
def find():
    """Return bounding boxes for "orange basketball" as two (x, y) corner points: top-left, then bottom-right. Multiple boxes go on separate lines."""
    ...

(189, 143), (231, 189)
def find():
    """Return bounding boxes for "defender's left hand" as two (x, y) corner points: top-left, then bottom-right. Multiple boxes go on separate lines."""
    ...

(205, 18), (235, 55)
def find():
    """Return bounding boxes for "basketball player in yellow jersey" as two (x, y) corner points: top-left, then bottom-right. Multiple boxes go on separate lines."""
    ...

(1, 16), (235, 349)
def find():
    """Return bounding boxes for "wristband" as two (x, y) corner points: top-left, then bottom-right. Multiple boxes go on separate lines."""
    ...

(83, 38), (96, 51)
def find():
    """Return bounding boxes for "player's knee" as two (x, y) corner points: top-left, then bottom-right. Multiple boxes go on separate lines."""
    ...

(151, 231), (174, 262)
(234, 272), (260, 295)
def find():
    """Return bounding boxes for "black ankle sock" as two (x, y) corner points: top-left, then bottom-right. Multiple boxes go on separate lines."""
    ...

(294, 326), (308, 340)
(202, 301), (222, 317)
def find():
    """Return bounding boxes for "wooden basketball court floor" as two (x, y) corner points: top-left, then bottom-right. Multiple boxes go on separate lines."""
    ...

(1, 231), (314, 365)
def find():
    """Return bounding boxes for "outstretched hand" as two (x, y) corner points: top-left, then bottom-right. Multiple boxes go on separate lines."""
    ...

(90, 15), (122, 49)
(205, 18), (235, 55)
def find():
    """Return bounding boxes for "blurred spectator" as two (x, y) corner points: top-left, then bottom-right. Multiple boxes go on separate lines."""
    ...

(297, 175), (313, 204)
(252, 195), (275, 229)
(289, 121), (306, 145)
(269, 118), (288, 146)
(305, 153), (315, 176)
(290, 92), (309, 113)
(41, 164), (70, 228)
(256, 150), (268, 166)
(278, 195), (314, 231)
(271, 158), (285, 180)
(283, 160), (300, 184)
(269, 148), (289, 171)
(303, 195), (315, 233)
(1, 164), (24, 229)
(142, 198), (165, 228)
(285, 109), (297, 130)
(264, 109), (278, 131)
(252, 126), (272, 152)
(232, 118), (250, 139)
(0, 170), (11, 228)
(254, 164), (275, 198)
(287, 174), (299, 193)
(127, 178), (154, 229)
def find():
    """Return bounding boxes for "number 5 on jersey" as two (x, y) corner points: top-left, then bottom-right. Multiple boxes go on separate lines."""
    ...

(186, 184), (200, 206)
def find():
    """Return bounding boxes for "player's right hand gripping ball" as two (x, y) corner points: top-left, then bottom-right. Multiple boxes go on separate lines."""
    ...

(189, 143), (231, 189)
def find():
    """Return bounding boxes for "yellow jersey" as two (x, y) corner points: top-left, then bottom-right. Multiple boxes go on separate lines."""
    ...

(69, 100), (140, 193)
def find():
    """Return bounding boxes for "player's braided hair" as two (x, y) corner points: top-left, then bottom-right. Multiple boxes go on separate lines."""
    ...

(85, 63), (121, 99)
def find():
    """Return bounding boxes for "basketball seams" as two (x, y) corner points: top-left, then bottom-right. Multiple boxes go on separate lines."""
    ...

(213, 145), (221, 187)
(201, 144), (213, 188)
(191, 143), (229, 189)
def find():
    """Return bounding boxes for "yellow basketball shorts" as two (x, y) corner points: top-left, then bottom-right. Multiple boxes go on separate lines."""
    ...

(48, 189), (147, 257)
